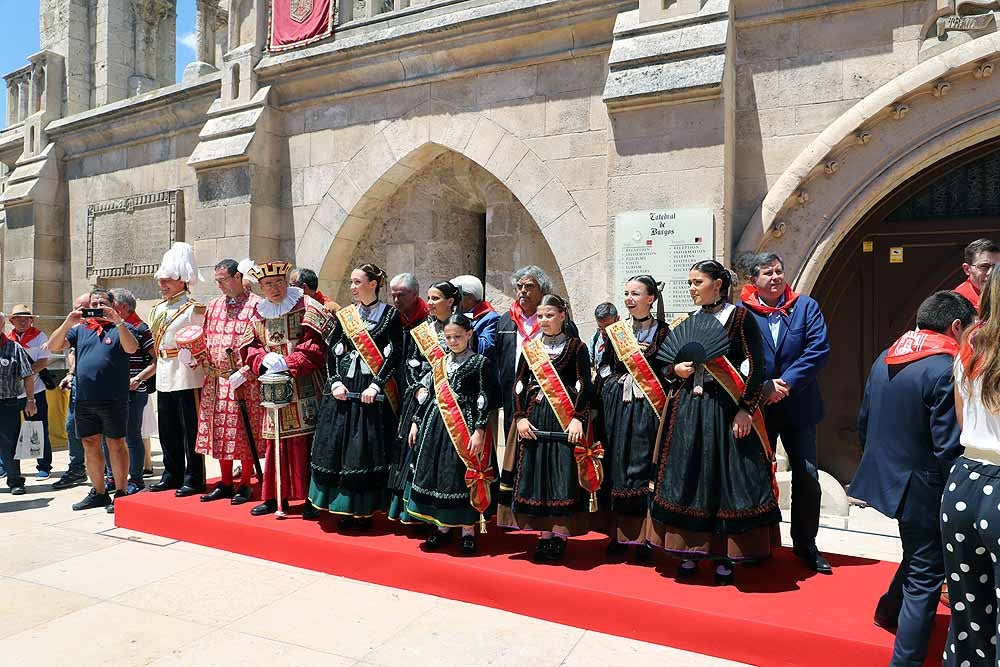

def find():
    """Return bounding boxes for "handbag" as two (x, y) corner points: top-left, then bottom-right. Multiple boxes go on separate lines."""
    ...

(15, 421), (45, 460)
(38, 368), (57, 391)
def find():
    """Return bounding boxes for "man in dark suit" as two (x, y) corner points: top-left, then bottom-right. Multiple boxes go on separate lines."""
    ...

(851, 291), (974, 667)
(742, 253), (832, 573)
(494, 266), (578, 435)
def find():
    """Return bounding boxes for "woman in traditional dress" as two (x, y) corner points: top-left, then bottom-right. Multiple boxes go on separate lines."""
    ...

(597, 274), (671, 562)
(498, 294), (594, 563)
(406, 314), (500, 556)
(387, 281), (462, 524)
(309, 263), (402, 530)
(645, 260), (780, 585)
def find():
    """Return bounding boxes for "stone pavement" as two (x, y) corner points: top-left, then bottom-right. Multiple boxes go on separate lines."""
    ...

(0, 447), (900, 667)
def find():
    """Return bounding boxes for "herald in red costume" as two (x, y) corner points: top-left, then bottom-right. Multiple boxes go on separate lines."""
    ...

(240, 262), (331, 509)
(194, 290), (265, 497)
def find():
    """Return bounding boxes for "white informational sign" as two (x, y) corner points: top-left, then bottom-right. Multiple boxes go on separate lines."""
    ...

(614, 209), (715, 318)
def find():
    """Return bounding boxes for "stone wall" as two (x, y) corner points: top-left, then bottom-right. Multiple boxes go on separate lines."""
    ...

(732, 0), (934, 240)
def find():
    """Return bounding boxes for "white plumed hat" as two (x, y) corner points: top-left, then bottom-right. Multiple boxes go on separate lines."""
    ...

(155, 242), (203, 285)
(237, 258), (258, 284)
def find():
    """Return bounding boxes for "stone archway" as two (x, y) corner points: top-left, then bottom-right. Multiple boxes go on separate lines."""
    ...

(294, 108), (603, 323)
(736, 32), (1000, 293)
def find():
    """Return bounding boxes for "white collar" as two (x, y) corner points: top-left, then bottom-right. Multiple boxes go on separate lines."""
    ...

(257, 286), (304, 319)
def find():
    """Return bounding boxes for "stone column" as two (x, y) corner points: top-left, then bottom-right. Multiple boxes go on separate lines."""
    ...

(196, 0), (220, 64)
(17, 78), (29, 122)
(130, 0), (172, 95)
(5, 80), (17, 126)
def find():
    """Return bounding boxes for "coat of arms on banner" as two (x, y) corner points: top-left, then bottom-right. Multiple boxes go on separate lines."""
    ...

(290, 0), (314, 22)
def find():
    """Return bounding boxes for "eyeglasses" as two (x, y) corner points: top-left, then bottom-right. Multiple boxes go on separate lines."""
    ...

(973, 262), (996, 272)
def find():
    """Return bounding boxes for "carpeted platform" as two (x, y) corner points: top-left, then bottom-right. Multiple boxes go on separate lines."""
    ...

(116, 490), (948, 667)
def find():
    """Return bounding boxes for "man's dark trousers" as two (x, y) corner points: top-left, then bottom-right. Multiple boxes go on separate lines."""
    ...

(766, 414), (821, 547)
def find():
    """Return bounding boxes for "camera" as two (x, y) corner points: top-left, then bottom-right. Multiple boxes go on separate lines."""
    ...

(81, 307), (104, 318)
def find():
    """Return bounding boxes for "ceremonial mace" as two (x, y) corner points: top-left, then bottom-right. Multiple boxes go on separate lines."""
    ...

(259, 371), (294, 520)
(225, 348), (264, 483)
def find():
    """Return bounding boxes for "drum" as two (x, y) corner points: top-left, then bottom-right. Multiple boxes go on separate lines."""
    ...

(260, 372), (294, 408)
(175, 325), (208, 362)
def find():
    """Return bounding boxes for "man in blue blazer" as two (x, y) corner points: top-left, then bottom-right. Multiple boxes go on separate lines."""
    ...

(743, 253), (832, 573)
(851, 291), (974, 667)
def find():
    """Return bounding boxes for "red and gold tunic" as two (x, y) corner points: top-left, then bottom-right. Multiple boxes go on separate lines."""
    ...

(239, 292), (331, 501)
(195, 291), (264, 461)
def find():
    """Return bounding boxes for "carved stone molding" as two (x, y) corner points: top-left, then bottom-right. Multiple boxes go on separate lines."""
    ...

(86, 189), (183, 278)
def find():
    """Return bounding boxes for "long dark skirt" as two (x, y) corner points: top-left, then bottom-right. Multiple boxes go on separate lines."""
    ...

(308, 372), (397, 517)
(599, 376), (660, 542)
(645, 381), (780, 560)
(406, 403), (493, 528)
(386, 389), (420, 523)
(497, 400), (589, 536)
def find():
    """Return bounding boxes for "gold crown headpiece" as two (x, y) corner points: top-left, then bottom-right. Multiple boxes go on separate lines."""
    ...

(248, 261), (292, 281)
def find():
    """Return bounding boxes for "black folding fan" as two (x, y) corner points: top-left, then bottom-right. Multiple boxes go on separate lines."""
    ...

(655, 311), (730, 367)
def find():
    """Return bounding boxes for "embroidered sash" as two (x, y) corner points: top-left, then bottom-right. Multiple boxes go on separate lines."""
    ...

(605, 320), (668, 417)
(412, 320), (493, 531)
(336, 304), (400, 414)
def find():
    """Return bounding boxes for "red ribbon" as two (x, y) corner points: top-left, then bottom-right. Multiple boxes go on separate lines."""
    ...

(741, 284), (800, 318)
(573, 441), (605, 495)
(463, 466), (496, 515)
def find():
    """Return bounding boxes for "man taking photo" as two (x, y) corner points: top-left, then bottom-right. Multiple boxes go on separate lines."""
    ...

(48, 289), (138, 513)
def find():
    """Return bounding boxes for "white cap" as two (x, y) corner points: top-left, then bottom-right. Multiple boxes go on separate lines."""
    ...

(155, 242), (203, 285)
(237, 258), (258, 284)
(452, 274), (484, 302)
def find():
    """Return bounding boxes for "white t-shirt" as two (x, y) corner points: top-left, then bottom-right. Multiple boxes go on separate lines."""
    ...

(954, 358), (1000, 461)
(15, 330), (50, 398)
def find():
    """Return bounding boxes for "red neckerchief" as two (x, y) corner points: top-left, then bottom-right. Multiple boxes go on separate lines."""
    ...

(741, 283), (800, 318)
(470, 300), (496, 320)
(885, 329), (959, 365)
(399, 298), (430, 330)
(125, 312), (143, 327)
(510, 300), (541, 340)
(6, 326), (43, 348)
(313, 290), (330, 305)
(81, 318), (113, 334)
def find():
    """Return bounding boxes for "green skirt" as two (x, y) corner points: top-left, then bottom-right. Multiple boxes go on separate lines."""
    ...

(308, 479), (385, 518)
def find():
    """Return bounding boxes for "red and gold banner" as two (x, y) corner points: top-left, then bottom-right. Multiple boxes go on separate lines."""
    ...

(605, 320), (668, 417)
(704, 356), (777, 500)
(412, 320), (493, 531)
(336, 305), (400, 413)
(269, 0), (336, 52)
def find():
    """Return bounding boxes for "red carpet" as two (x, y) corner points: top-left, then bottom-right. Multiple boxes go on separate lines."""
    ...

(116, 491), (948, 667)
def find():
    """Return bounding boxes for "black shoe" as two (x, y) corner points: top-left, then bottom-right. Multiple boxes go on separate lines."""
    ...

(250, 499), (277, 516)
(52, 472), (87, 490)
(72, 488), (111, 511)
(106, 490), (126, 514)
(339, 516), (356, 531)
(873, 613), (898, 632)
(150, 480), (179, 493)
(422, 529), (451, 551)
(460, 534), (477, 556)
(355, 516), (373, 530)
(200, 484), (235, 502)
(175, 485), (204, 498)
(231, 484), (253, 505)
(544, 536), (566, 563)
(606, 540), (627, 559)
(634, 543), (654, 565)
(10, 485), (26, 496)
(714, 562), (735, 586)
(793, 544), (833, 574)
(302, 502), (319, 520)
(676, 560), (698, 580)
(533, 538), (553, 563)
(142, 468), (155, 479)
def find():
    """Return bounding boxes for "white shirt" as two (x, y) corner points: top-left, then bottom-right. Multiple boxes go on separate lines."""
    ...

(14, 330), (50, 397)
(955, 358), (1000, 461)
(514, 313), (540, 360)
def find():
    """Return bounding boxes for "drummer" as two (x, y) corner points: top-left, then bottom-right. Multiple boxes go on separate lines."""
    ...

(239, 261), (330, 517)
(188, 259), (265, 505)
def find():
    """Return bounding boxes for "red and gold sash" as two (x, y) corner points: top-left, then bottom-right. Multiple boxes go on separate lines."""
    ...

(522, 338), (604, 511)
(704, 356), (777, 499)
(336, 305), (400, 413)
(412, 320), (493, 531)
(605, 320), (668, 417)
